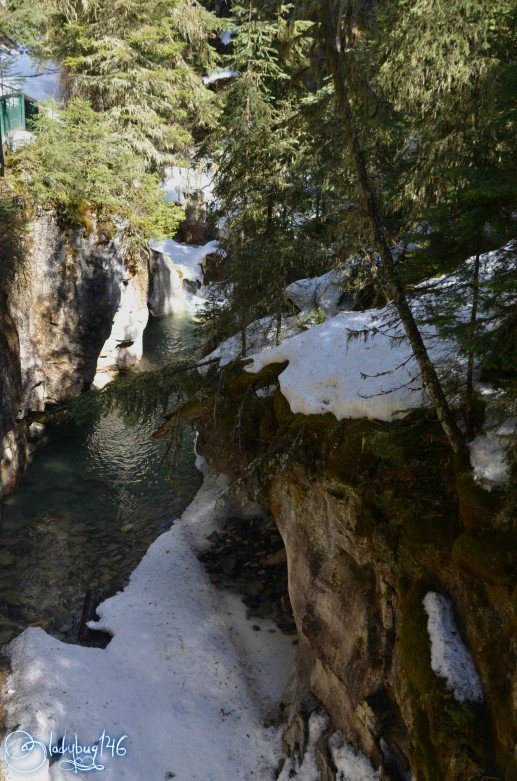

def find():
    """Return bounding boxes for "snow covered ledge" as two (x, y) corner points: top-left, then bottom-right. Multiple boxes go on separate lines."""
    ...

(1, 466), (295, 780)
(245, 308), (447, 422)
(244, 305), (512, 485)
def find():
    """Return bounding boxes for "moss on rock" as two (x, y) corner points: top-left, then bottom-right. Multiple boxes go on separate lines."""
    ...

(399, 583), (492, 780)
(455, 470), (503, 528)
(452, 529), (516, 585)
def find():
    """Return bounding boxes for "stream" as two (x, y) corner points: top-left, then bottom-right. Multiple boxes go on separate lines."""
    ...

(0, 314), (203, 645)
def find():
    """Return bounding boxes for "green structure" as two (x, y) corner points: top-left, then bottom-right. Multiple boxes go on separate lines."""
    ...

(0, 90), (37, 146)
(0, 89), (37, 174)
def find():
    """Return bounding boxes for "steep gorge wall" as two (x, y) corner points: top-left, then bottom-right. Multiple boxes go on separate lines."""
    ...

(195, 367), (516, 781)
(0, 210), (149, 497)
(268, 465), (514, 781)
(0, 304), (24, 495)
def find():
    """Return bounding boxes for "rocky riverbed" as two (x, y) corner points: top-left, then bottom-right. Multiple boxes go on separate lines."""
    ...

(199, 513), (297, 636)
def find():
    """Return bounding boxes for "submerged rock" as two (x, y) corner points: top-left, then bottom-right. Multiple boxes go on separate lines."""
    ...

(198, 513), (295, 634)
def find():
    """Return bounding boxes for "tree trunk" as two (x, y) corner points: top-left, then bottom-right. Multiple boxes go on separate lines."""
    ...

(322, 8), (467, 460)
(239, 312), (247, 358)
(275, 309), (282, 345)
(465, 253), (480, 440)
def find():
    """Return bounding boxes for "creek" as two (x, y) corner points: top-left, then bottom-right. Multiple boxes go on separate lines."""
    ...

(0, 314), (203, 644)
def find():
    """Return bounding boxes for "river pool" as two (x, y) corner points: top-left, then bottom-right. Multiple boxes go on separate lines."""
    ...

(0, 314), (203, 644)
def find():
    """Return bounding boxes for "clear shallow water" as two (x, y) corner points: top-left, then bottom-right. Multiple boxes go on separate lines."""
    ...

(0, 314), (203, 644)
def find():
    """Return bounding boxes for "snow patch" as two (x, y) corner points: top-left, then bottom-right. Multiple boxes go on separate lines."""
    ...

(149, 238), (218, 286)
(2, 471), (295, 780)
(4, 128), (33, 152)
(162, 165), (215, 207)
(469, 418), (514, 489)
(422, 592), (483, 703)
(277, 712), (328, 781)
(220, 30), (233, 46)
(278, 713), (379, 781)
(206, 315), (305, 366)
(329, 732), (380, 781)
(286, 268), (352, 317)
(203, 69), (238, 85)
(246, 308), (449, 421)
(148, 239), (219, 316)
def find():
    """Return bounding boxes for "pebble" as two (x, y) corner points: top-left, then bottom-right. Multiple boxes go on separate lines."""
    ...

(1, 590), (26, 606)
(0, 550), (14, 567)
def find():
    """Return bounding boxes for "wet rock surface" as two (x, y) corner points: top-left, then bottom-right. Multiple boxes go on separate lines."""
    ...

(198, 515), (296, 635)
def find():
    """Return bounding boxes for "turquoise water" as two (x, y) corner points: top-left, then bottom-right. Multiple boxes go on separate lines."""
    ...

(0, 315), (203, 644)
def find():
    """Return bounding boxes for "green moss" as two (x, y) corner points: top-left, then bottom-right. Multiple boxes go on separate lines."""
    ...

(257, 401), (279, 442)
(455, 470), (503, 528)
(360, 417), (460, 556)
(274, 413), (379, 482)
(399, 584), (492, 780)
(400, 509), (459, 549)
(272, 387), (292, 423)
(409, 693), (443, 781)
(452, 529), (516, 585)
(56, 200), (95, 234)
(399, 584), (443, 779)
(400, 584), (435, 696)
(224, 361), (287, 396)
(462, 586), (516, 778)
(326, 419), (376, 478)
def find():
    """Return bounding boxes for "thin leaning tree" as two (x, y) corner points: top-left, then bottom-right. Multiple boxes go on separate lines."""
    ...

(295, 0), (468, 461)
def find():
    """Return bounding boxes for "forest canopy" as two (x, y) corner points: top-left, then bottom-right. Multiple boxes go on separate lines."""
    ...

(1, 0), (515, 454)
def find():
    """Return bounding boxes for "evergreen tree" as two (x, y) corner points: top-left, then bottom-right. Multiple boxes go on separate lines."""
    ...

(39, 0), (222, 166)
(10, 98), (183, 254)
(375, 0), (516, 434)
(290, 0), (468, 457)
(0, 0), (45, 48)
(201, 3), (329, 353)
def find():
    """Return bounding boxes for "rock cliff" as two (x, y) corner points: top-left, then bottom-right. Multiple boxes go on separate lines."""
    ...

(194, 364), (515, 781)
(0, 162), (217, 497)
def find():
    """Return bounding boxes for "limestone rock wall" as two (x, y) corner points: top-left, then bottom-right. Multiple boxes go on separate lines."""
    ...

(0, 304), (24, 496)
(0, 210), (149, 496)
(266, 463), (515, 781)
(268, 468), (413, 779)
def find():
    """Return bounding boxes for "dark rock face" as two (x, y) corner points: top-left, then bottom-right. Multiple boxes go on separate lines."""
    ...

(0, 305), (22, 440)
(13, 213), (136, 407)
(0, 303), (25, 495)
